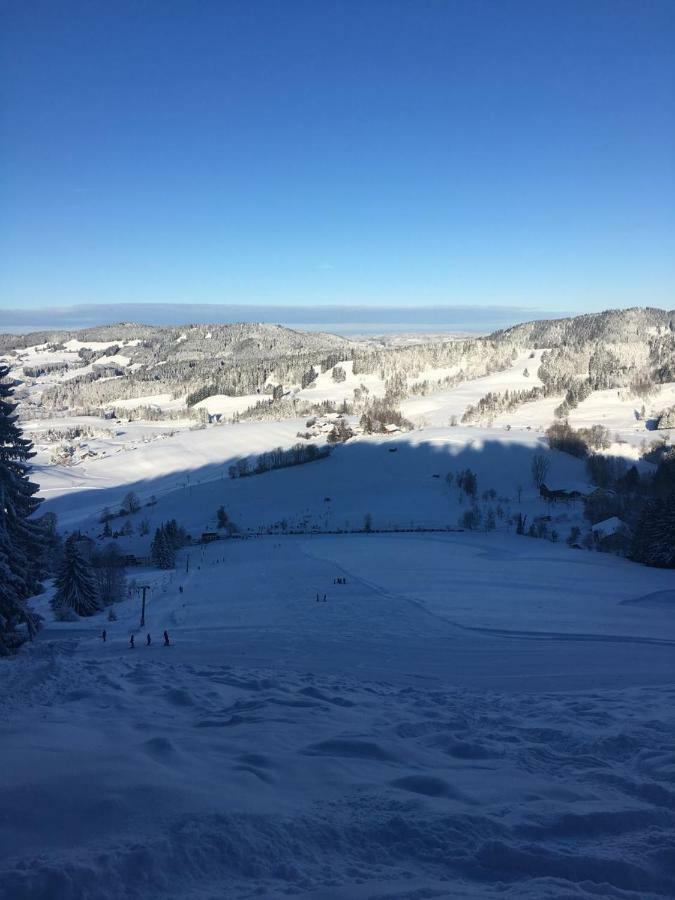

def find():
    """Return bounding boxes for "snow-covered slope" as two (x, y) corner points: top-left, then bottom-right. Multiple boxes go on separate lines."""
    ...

(36, 422), (590, 539)
(401, 350), (544, 427)
(3, 533), (675, 899)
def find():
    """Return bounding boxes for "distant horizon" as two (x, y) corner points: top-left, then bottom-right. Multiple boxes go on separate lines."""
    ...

(1, 301), (574, 336)
(2, 301), (674, 338)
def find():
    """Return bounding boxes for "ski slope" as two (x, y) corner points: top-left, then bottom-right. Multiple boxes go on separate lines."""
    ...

(3, 533), (675, 899)
(400, 351), (544, 427)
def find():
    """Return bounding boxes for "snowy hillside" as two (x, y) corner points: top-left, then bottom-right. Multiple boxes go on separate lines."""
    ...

(2, 308), (675, 899)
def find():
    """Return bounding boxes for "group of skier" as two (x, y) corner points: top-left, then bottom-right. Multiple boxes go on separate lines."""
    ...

(316, 576), (348, 602)
(100, 629), (171, 647)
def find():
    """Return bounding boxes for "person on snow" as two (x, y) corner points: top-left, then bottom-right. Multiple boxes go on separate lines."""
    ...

(163, 630), (170, 646)
(146, 633), (151, 646)
(129, 634), (135, 648)
(101, 629), (107, 642)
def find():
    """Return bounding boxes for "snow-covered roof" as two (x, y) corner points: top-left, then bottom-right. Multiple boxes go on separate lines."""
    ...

(591, 516), (628, 537)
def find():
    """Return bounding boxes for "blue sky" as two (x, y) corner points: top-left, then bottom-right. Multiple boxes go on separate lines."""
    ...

(1, 0), (673, 315)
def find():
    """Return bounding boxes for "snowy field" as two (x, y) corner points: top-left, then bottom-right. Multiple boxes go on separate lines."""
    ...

(494, 382), (675, 450)
(3, 533), (675, 899)
(400, 351), (544, 428)
(35, 423), (593, 538)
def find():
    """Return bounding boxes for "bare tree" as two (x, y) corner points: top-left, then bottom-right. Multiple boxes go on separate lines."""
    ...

(531, 453), (550, 489)
(120, 491), (140, 515)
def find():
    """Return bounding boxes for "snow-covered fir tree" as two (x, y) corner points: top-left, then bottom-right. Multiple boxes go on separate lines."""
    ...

(0, 364), (46, 653)
(52, 534), (101, 618)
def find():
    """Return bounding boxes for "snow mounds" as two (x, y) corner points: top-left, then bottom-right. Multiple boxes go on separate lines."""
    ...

(2, 640), (675, 899)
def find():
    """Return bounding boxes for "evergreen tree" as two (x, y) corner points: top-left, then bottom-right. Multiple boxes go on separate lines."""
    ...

(151, 526), (165, 566)
(164, 518), (187, 551)
(151, 526), (176, 568)
(631, 451), (675, 568)
(631, 497), (675, 568)
(217, 505), (228, 528)
(52, 534), (101, 618)
(0, 364), (46, 652)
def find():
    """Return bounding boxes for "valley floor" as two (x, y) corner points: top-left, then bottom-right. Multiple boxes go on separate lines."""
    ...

(3, 533), (675, 899)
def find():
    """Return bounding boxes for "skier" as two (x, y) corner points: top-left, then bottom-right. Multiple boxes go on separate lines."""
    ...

(163, 629), (170, 647)
(129, 634), (135, 648)
(179, 586), (183, 594)
(146, 633), (152, 646)
(101, 629), (107, 642)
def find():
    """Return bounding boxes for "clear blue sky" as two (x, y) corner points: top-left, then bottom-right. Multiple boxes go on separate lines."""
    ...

(1, 0), (673, 313)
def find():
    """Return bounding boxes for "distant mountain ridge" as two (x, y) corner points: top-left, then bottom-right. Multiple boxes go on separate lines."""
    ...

(490, 306), (674, 347)
(4, 307), (675, 422)
(0, 321), (350, 356)
(3, 306), (673, 354)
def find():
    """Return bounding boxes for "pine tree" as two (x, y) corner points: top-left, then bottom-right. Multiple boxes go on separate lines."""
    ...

(631, 451), (675, 568)
(0, 364), (46, 652)
(151, 526), (165, 566)
(631, 497), (675, 568)
(164, 519), (179, 549)
(151, 526), (176, 568)
(52, 534), (101, 618)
